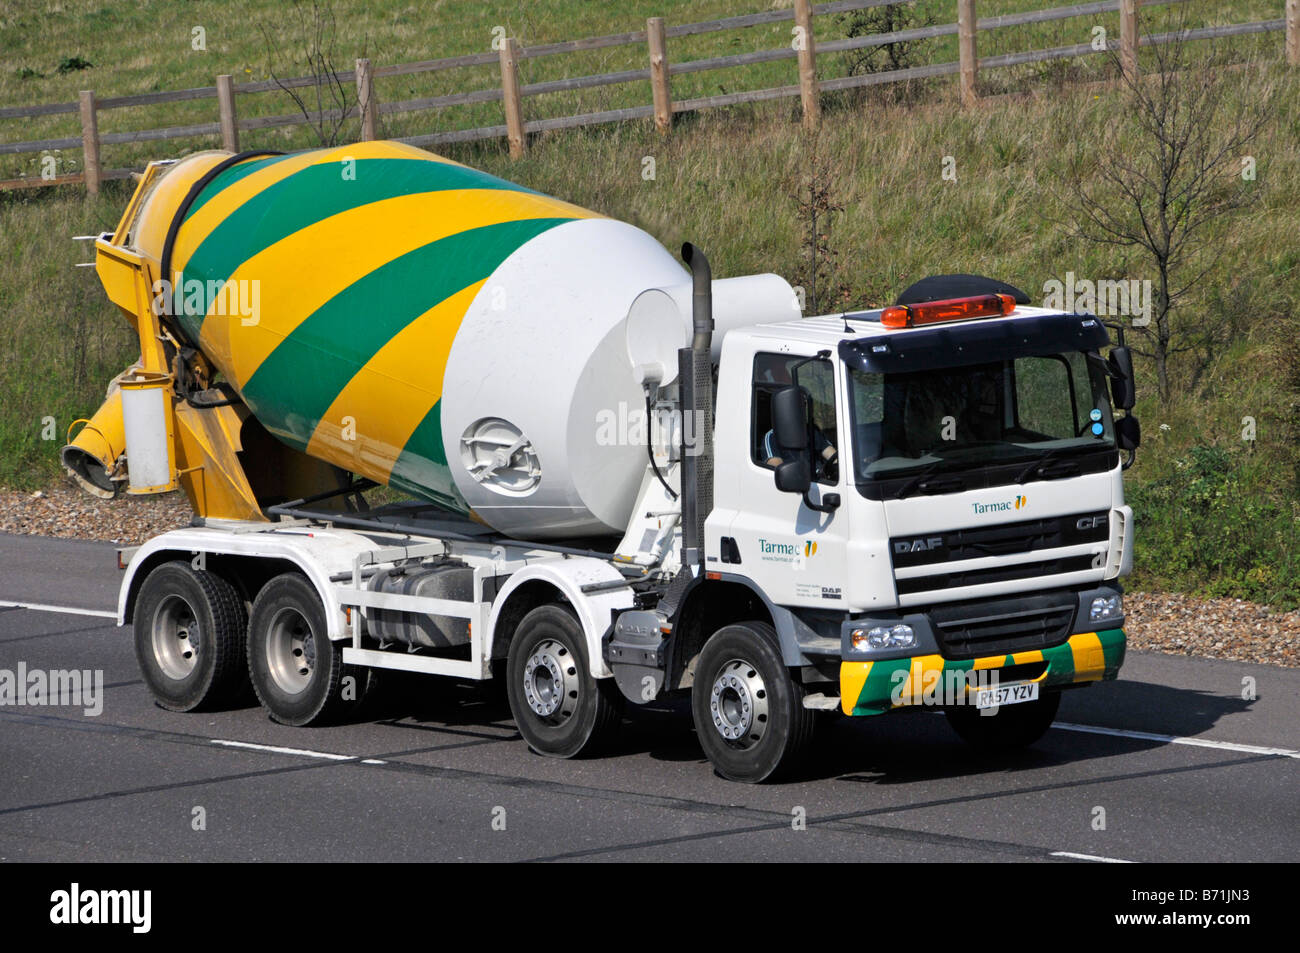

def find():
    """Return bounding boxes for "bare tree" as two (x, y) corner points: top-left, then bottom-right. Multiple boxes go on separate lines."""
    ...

(261, 0), (367, 147)
(1063, 19), (1273, 400)
(789, 130), (847, 316)
(840, 2), (936, 76)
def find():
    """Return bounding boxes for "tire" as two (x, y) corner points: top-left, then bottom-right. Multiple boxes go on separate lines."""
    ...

(134, 560), (249, 712)
(506, 604), (622, 758)
(691, 621), (815, 783)
(247, 572), (364, 726)
(945, 690), (1061, 751)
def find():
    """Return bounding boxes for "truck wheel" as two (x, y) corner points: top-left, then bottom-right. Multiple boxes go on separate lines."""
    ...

(134, 560), (248, 712)
(691, 621), (815, 783)
(506, 605), (622, 758)
(247, 573), (361, 726)
(945, 690), (1061, 751)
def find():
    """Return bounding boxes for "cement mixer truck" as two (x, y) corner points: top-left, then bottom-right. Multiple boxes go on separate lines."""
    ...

(68, 141), (1141, 781)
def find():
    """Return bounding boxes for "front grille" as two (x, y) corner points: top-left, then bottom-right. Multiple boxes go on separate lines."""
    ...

(929, 589), (1076, 660)
(890, 511), (1108, 569)
(896, 553), (1097, 595)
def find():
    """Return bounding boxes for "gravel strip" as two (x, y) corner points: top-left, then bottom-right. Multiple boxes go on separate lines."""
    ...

(3, 484), (1297, 668)
(1, 484), (193, 546)
(1124, 592), (1300, 669)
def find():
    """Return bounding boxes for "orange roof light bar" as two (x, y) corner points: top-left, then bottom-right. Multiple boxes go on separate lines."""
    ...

(880, 293), (1016, 329)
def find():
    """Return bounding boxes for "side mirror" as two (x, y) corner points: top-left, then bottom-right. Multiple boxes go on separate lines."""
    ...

(774, 458), (811, 495)
(770, 384), (840, 513)
(1107, 346), (1136, 411)
(771, 386), (808, 452)
(1116, 414), (1141, 452)
(1116, 414), (1141, 470)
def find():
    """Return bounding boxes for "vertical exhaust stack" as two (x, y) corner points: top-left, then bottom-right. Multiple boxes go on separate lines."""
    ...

(679, 243), (714, 573)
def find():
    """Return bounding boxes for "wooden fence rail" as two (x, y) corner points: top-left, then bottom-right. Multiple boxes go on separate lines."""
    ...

(0, 0), (1293, 192)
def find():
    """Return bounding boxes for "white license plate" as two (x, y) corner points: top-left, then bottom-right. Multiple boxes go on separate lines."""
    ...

(975, 681), (1039, 710)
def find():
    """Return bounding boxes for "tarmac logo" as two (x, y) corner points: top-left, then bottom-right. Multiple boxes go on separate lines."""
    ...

(758, 539), (795, 565)
(804, 540), (818, 558)
(49, 883), (151, 933)
(971, 495), (1026, 515)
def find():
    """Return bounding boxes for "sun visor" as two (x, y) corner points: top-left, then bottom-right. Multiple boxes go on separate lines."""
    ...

(840, 313), (1112, 375)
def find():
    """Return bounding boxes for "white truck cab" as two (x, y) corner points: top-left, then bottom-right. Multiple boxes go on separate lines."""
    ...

(628, 274), (1140, 780)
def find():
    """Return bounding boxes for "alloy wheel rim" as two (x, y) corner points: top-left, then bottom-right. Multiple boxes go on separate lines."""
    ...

(152, 594), (202, 680)
(523, 639), (580, 724)
(709, 658), (769, 747)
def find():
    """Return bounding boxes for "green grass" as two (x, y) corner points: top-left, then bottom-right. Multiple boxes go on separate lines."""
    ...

(1, 0), (1297, 604)
(0, 0), (1286, 175)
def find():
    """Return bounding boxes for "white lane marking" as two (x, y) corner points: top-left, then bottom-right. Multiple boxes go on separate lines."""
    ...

(1055, 722), (1300, 760)
(361, 758), (387, 765)
(1050, 851), (1134, 863)
(0, 600), (116, 619)
(211, 739), (355, 761)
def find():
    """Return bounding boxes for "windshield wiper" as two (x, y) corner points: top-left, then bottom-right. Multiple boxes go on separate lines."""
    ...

(1014, 447), (1080, 484)
(888, 461), (946, 499)
(883, 442), (1017, 499)
(886, 456), (974, 498)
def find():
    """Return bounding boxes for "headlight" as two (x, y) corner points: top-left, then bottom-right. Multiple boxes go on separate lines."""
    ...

(1089, 594), (1123, 623)
(851, 624), (916, 651)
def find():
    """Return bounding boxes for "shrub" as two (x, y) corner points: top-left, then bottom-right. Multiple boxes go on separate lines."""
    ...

(1127, 445), (1300, 607)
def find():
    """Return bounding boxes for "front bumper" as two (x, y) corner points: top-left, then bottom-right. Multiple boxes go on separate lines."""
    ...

(839, 628), (1125, 716)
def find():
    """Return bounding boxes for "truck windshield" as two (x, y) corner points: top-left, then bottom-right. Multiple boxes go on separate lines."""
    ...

(847, 351), (1115, 487)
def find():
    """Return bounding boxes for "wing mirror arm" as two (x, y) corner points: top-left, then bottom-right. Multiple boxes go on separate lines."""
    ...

(773, 459), (841, 513)
(1115, 413), (1141, 470)
(803, 489), (841, 513)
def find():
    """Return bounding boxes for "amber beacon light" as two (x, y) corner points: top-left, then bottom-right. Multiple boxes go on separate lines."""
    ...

(880, 293), (1016, 329)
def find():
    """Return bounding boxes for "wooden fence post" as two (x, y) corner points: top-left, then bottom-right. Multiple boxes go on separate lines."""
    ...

(79, 89), (100, 195)
(1119, 0), (1139, 84)
(500, 38), (526, 158)
(216, 74), (239, 151)
(647, 17), (672, 135)
(957, 0), (978, 106)
(794, 0), (820, 128)
(1287, 0), (1299, 66)
(356, 57), (377, 141)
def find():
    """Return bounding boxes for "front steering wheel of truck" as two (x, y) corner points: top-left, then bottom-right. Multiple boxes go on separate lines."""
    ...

(691, 621), (816, 783)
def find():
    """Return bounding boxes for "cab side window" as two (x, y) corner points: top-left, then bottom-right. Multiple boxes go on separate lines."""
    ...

(750, 352), (839, 484)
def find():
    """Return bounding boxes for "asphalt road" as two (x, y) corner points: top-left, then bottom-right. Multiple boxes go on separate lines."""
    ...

(1, 532), (1296, 863)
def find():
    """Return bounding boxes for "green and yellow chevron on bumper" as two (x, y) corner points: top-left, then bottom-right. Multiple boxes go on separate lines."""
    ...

(840, 628), (1126, 716)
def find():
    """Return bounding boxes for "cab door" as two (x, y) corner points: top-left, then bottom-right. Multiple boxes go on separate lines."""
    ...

(721, 351), (850, 610)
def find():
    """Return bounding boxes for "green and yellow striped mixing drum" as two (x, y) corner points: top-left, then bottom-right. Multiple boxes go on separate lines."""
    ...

(131, 141), (690, 537)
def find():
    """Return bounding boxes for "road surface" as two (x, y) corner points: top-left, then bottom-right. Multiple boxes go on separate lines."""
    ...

(1, 532), (1295, 862)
